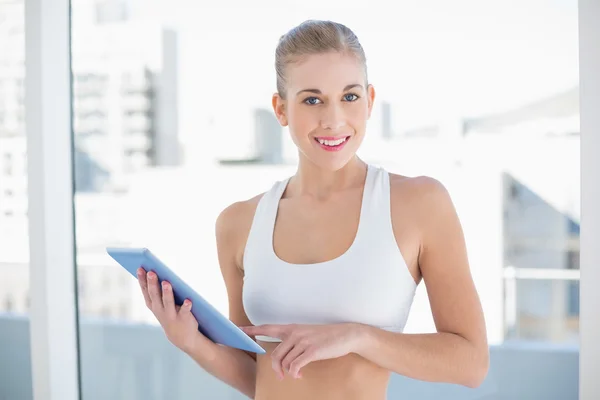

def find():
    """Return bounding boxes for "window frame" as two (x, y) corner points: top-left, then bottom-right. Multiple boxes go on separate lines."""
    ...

(25, 0), (81, 398)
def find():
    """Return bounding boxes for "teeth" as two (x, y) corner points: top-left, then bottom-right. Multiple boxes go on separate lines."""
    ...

(317, 137), (347, 146)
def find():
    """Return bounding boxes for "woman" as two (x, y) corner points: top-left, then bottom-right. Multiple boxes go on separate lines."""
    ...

(136, 19), (489, 400)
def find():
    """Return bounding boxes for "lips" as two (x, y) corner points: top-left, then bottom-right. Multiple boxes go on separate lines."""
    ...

(314, 136), (351, 152)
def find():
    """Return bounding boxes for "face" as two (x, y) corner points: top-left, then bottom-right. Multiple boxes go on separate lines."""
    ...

(272, 51), (375, 171)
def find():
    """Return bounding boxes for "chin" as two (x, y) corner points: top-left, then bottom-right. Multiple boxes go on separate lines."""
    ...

(303, 134), (363, 171)
(305, 152), (358, 172)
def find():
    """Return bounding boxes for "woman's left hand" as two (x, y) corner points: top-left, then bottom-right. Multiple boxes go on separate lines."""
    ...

(239, 323), (365, 379)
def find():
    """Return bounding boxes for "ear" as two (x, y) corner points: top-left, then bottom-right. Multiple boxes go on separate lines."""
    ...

(272, 93), (288, 126)
(366, 84), (376, 119)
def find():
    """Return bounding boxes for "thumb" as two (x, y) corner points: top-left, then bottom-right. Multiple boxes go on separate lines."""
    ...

(178, 299), (192, 314)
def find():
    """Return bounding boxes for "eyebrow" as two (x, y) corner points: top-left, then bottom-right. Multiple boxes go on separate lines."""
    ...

(296, 83), (363, 96)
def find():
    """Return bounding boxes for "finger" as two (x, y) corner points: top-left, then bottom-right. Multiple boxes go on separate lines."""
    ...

(136, 268), (152, 308)
(288, 349), (315, 379)
(281, 342), (307, 378)
(178, 299), (193, 318)
(241, 324), (287, 339)
(270, 340), (296, 379)
(146, 271), (163, 310)
(161, 281), (175, 317)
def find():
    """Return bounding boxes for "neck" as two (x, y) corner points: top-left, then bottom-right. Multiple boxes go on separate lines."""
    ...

(287, 155), (368, 200)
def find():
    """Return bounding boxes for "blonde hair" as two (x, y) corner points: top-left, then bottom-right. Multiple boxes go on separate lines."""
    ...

(275, 20), (368, 99)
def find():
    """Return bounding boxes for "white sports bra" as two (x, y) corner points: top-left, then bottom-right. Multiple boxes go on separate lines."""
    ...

(242, 164), (417, 342)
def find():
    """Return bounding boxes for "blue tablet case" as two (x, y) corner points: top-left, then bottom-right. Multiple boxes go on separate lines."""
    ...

(106, 247), (265, 354)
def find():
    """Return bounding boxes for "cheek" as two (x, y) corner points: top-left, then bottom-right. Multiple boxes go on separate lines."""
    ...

(288, 106), (317, 134)
(348, 105), (369, 127)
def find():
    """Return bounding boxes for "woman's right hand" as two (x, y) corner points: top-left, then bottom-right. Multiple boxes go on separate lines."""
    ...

(136, 267), (209, 354)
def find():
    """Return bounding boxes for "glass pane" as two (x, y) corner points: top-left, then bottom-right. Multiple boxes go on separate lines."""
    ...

(505, 279), (579, 342)
(0, 0), (32, 398)
(72, 1), (579, 399)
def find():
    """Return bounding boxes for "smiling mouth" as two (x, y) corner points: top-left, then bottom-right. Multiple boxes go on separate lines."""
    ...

(313, 136), (351, 152)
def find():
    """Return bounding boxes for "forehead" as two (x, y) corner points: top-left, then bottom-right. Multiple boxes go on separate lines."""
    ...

(286, 52), (365, 94)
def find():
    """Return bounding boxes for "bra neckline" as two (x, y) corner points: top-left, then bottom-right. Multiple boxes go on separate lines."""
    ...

(268, 163), (375, 268)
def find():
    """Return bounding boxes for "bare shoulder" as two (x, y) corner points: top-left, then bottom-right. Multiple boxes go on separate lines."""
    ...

(215, 192), (264, 237)
(387, 173), (458, 272)
(389, 173), (453, 213)
(215, 192), (265, 271)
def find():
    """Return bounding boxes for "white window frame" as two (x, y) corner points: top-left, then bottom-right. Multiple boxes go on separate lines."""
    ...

(25, 0), (80, 399)
(24, 0), (599, 399)
(579, 0), (600, 398)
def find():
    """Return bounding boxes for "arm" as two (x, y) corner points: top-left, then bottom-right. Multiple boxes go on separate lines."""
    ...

(184, 337), (256, 398)
(145, 202), (258, 399)
(185, 202), (258, 398)
(353, 177), (489, 387)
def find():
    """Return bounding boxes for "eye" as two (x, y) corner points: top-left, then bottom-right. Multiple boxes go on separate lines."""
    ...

(303, 97), (321, 105)
(343, 93), (359, 102)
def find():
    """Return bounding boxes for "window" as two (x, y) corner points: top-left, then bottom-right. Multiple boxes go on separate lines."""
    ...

(8, 0), (584, 399)
(4, 297), (14, 312)
(2, 153), (12, 175)
(0, 1), (32, 397)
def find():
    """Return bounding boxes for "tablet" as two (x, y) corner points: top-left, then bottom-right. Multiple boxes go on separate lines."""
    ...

(106, 247), (265, 354)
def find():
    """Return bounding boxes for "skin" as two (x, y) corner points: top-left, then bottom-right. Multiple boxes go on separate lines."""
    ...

(137, 51), (489, 400)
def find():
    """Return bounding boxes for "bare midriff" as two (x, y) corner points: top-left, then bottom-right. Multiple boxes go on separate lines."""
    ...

(253, 341), (391, 400)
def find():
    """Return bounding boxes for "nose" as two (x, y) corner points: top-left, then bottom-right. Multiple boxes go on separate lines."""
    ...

(320, 103), (346, 131)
